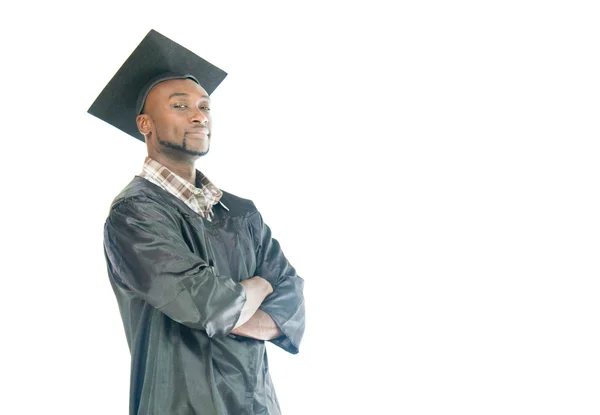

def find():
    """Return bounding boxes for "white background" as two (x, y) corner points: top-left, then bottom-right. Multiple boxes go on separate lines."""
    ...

(2, 1), (599, 414)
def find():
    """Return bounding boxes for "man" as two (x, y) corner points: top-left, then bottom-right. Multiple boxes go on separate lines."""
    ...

(88, 30), (305, 415)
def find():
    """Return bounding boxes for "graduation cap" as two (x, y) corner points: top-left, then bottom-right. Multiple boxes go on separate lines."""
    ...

(87, 29), (227, 142)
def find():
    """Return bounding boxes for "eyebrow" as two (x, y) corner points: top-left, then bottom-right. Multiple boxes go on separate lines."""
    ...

(168, 92), (210, 100)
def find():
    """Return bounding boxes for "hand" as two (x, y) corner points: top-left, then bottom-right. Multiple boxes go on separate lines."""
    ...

(240, 276), (273, 296)
(258, 276), (274, 296)
(233, 277), (274, 330)
(230, 309), (282, 340)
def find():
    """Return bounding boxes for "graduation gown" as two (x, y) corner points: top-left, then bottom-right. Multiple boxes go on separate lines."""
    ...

(103, 176), (305, 415)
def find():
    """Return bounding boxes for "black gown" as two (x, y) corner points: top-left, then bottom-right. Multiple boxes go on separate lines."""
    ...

(103, 176), (305, 415)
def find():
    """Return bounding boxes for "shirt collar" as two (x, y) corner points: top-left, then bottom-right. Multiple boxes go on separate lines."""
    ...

(141, 156), (224, 213)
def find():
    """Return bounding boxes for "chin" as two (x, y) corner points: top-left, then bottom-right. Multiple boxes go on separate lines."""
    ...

(174, 137), (210, 157)
(192, 145), (210, 157)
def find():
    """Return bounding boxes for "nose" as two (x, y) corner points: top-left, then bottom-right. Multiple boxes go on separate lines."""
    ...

(189, 107), (209, 124)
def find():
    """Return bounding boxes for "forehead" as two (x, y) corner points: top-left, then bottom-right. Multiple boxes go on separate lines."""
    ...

(147, 78), (209, 101)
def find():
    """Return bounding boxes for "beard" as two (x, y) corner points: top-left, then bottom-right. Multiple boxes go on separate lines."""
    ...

(156, 132), (210, 157)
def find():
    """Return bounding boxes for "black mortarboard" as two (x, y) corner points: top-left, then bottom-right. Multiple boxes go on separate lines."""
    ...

(87, 29), (227, 142)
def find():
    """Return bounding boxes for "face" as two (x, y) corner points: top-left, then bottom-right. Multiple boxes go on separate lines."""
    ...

(136, 78), (212, 159)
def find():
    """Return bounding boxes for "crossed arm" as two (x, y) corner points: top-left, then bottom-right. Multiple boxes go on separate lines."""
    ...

(231, 309), (283, 340)
(104, 199), (303, 351)
(229, 276), (283, 340)
(228, 211), (304, 348)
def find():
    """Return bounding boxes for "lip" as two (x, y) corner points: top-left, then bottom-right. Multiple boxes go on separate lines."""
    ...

(186, 129), (209, 136)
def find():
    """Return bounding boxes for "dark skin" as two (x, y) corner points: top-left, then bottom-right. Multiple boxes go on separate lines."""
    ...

(136, 78), (282, 341)
(136, 78), (212, 184)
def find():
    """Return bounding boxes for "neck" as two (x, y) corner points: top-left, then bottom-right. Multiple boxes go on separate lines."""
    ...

(148, 153), (196, 184)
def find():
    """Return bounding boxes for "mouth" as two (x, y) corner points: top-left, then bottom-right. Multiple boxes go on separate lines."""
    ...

(186, 128), (209, 137)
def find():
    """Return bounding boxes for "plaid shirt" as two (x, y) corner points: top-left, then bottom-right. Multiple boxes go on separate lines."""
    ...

(138, 157), (225, 221)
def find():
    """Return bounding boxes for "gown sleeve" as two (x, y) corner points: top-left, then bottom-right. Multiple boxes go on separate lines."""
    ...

(103, 197), (246, 338)
(251, 210), (306, 354)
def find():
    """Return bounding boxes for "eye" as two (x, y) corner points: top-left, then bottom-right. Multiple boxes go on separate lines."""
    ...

(172, 103), (188, 109)
(200, 106), (211, 111)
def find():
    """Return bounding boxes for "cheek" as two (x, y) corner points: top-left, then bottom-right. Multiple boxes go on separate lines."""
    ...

(157, 115), (186, 136)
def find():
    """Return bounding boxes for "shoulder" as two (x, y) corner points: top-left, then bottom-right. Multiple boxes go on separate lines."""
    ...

(218, 189), (261, 219)
(107, 176), (262, 220)
(106, 176), (179, 220)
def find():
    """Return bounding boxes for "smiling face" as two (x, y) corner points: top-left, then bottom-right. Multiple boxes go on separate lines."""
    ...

(136, 78), (212, 160)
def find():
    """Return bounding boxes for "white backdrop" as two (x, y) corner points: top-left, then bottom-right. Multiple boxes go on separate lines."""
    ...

(2, 1), (600, 414)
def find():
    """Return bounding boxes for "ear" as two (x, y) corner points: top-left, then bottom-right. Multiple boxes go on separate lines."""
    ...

(136, 114), (153, 136)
